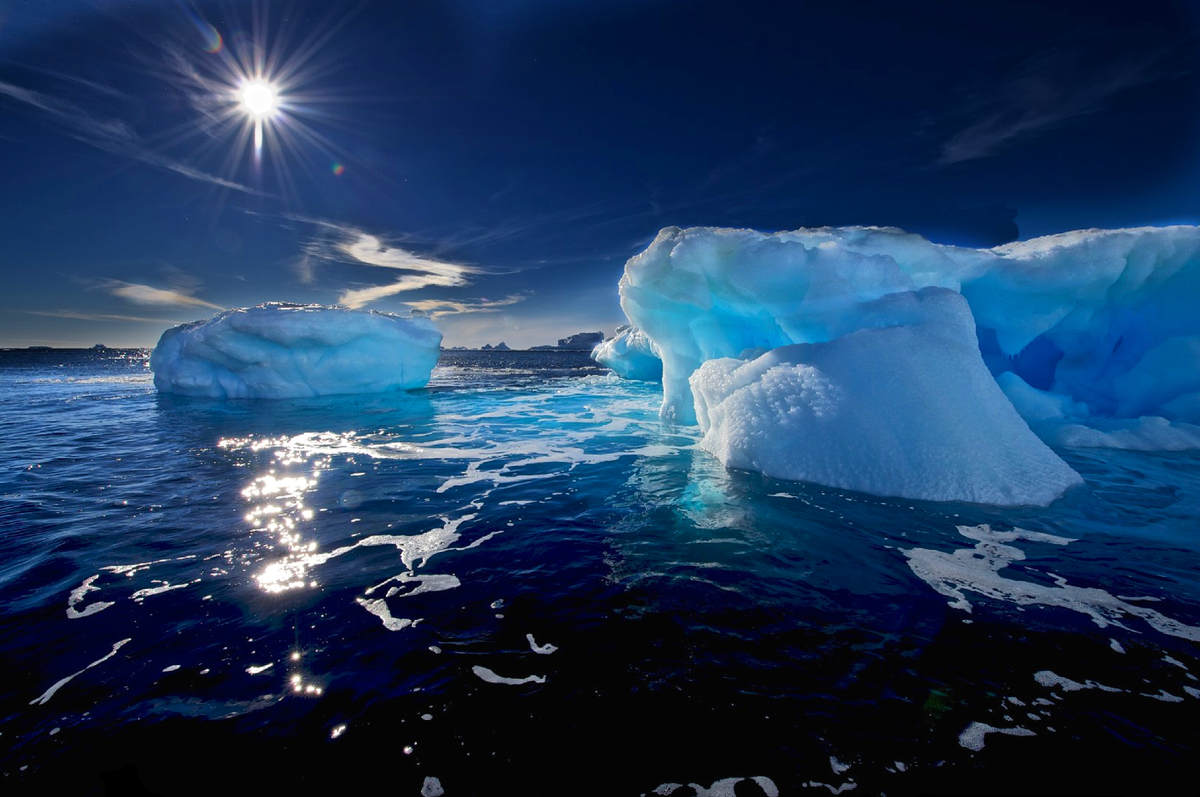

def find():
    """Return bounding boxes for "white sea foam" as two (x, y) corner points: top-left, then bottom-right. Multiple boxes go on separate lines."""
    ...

(30, 638), (131, 706)
(526, 633), (558, 655)
(131, 581), (190, 602)
(648, 777), (778, 797)
(1141, 689), (1184, 703)
(356, 598), (413, 631)
(1034, 670), (1123, 693)
(66, 574), (114, 619)
(471, 665), (545, 685)
(957, 721), (1036, 751)
(905, 525), (1200, 640)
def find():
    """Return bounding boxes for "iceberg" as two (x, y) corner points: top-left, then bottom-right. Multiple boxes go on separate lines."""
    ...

(591, 325), (663, 381)
(150, 303), (441, 398)
(690, 289), (1083, 505)
(620, 224), (1200, 445)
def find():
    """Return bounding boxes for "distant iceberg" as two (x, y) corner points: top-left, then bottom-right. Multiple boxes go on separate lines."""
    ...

(592, 325), (662, 381)
(150, 303), (441, 398)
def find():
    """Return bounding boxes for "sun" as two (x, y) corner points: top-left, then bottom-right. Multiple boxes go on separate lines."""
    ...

(239, 79), (279, 119)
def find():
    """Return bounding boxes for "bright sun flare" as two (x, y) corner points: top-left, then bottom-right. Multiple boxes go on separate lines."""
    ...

(239, 80), (278, 118)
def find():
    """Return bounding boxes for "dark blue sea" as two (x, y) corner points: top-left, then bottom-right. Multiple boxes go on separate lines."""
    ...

(2, 348), (1198, 796)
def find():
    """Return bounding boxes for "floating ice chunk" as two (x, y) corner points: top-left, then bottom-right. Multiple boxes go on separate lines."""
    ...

(690, 289), (1082, 505)
(1110, 639), (1126, 654)
(30, 638), (131, 706)
(906, 525), (1200, 641)
(470, 665), (545, 685)
(592, 325), (663, 381)
(246, 663), (274, 675)
(421, 776), (444, 796)
(526, 633), (558, 655)
(150, 303), (442, 399)
(958, 721), (1036, 751)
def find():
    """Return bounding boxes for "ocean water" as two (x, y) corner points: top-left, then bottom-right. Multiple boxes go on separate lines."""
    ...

(2, 348), (1199, 795)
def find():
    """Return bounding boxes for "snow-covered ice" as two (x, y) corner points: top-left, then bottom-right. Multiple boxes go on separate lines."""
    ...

(592, 324), (663, 380)
(689, 289), (1082, 505)
(150, 302), (442, 399)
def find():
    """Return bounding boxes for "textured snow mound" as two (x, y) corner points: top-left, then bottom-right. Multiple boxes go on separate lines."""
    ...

(150, 303), (442, 398)
(621, 224), (1200, 447)
(591, 325), (662, 381)
(690, 289), (1083, 506)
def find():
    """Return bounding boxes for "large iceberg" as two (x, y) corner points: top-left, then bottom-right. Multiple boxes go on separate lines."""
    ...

(150, 303), (442, 398)
(615, 223), (1200, 504)
(591, 325), (663, 381)
(620, 224), (1200, 446)
(690, 289), (1083, 505)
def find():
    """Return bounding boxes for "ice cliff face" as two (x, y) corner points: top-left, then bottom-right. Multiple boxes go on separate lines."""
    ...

(150, 303), (442, 398)
(618, 224), (1200, 503)
(591, 325), (663, 381)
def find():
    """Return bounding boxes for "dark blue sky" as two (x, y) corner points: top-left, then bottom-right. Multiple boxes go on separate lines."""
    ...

(2, 0), (1198, 347)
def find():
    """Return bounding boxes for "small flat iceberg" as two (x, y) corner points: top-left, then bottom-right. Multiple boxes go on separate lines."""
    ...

(150, 303), (441, 399)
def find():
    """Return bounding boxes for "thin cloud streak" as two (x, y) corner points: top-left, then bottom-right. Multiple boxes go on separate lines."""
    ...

(0, 77), (263, 194)
(100, 280), (222, 310)
(404, 293), (531, 318)
(938, 46), (1187, 165)
(24, 309), (184, 324)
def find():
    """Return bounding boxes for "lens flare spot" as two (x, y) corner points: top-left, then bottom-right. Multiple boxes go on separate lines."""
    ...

(204, 27), (223, 54)
(332, 162), (345, 176)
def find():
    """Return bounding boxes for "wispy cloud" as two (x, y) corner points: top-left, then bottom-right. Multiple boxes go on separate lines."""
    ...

(24, 309), (182, 324)
(0, 77), (262, 194)
(100, 279), (222, 310)
(404, 293), (531, 318)
(295, 217), (477, 309)
(937, 45), (1187, 166)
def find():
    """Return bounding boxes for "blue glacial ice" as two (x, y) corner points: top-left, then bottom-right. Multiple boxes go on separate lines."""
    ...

(690, 288), (1083, 505)
(591, 324), (663, 381)
(617, 224), (1200, 503)
(150, 303), (442, 398)
(621, 225), (1200, 439)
